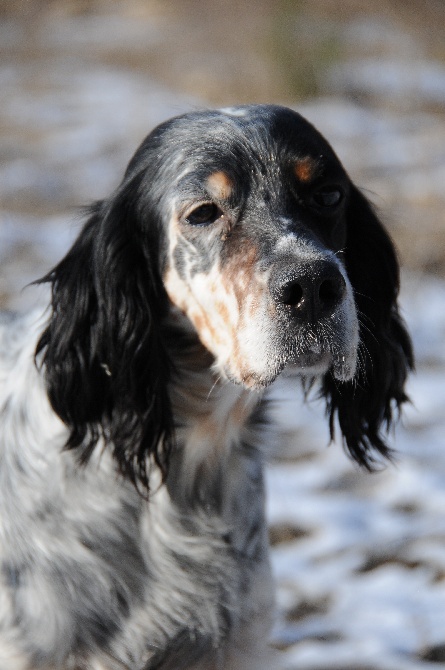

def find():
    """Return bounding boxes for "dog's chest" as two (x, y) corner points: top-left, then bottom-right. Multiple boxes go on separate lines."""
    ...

(134, 421), (270, 667)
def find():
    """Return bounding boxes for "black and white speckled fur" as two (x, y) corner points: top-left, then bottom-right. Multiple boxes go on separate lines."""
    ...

(0, 106), (413, 669)
(0, 309), (272, 670)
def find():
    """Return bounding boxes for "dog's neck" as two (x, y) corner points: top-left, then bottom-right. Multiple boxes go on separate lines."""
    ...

(164, 311), (264, 507)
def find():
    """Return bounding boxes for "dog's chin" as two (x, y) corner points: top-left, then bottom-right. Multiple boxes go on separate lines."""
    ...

(284, 350), (357, 382)
(221, 360), (286, 391)
(279, 351), (331, 382)
(219, 347), (357, 390)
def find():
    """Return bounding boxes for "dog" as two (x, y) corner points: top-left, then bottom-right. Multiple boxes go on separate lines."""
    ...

(0, 105), (413, 669)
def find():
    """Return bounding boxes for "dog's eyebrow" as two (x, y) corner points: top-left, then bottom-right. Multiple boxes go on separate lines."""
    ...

(294, 157), (318, 183)
(205, 171), (234, 200)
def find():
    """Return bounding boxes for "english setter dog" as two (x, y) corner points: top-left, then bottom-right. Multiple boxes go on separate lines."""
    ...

(0, 105), (413, 670)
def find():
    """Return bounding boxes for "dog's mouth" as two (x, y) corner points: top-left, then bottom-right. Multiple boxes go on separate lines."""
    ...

(224, 365), (285, 390)
(286, 349), (356, 382)
(222, 340), (357, 390)
(283, 315), (359, 382)
(288, 349), (332, 373)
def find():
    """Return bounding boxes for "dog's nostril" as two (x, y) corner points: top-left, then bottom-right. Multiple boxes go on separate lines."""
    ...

(281, 281), (304, 307)
(319, 276), (345, 310)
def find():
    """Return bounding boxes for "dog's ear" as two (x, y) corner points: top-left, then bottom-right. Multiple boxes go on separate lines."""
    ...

(36, 177), (173, 492)
(322, 185), (414, 468)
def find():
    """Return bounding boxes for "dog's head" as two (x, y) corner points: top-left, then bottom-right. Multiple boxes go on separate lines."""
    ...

(152, 106), (357, 388)
(37, 105), (413, 487)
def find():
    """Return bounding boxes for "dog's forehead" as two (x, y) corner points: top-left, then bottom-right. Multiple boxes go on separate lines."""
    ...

(158, 105), (341, 190)
(167, 106), (334, 160)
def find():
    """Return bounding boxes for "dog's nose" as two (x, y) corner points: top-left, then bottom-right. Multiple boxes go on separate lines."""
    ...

(271, 260), (346, 322)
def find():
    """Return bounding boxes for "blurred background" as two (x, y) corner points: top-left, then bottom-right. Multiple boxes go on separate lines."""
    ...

(1, 1), (445, 669)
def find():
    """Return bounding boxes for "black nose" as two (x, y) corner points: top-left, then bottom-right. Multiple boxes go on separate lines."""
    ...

(272, 260), (346, 322)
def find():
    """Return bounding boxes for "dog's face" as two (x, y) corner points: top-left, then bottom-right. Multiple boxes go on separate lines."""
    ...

(141, 106), (358, 388)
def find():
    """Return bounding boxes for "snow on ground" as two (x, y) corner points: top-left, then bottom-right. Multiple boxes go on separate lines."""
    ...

(266, 274), (445, 669)
(1, 18), (445, 668)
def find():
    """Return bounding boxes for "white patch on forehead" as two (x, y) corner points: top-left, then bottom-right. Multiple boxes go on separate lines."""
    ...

(220, 107), (248, 117)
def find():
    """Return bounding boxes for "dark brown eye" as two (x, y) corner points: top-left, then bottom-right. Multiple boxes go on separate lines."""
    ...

(312, 187), (343, 208)
(185, 203), (222, 226)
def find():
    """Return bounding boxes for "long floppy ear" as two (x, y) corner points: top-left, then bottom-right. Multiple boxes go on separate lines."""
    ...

(322, 185), (414, 468)
(36, 179), (173, 492)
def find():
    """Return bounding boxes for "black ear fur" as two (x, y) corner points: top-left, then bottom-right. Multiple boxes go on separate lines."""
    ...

(36, 180), (173, 492)
(322, 185), (414, 468)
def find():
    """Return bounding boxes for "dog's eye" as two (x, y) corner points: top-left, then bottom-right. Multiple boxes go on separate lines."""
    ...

(185, 203), (222, 226)
(312, 187), (343, 208)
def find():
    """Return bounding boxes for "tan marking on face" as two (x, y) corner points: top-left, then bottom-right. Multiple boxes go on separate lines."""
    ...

(215, 301), (231, 326)
(164, 259), (240, 365)
(223, 242), (261, 307)
(206, 171), (233, 200)
(218, 241), (276, 383)
(164, 212), (278, 387)
(294, 157), (317, 183)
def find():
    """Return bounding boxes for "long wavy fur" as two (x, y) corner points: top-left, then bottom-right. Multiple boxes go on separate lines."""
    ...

(36, 176), (174, 491)
(322, 185), (414, 468)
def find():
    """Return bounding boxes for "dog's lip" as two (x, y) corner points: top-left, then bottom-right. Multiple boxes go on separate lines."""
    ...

(285, 350), (332, 376)
(223, 349), (334, 389)
(223, 361), (286, 390)
(286, 349), (357, 382)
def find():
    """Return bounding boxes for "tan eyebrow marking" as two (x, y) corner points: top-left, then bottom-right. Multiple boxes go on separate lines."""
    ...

(294, 157), (317, 183)
(206, 171), (234, 200)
